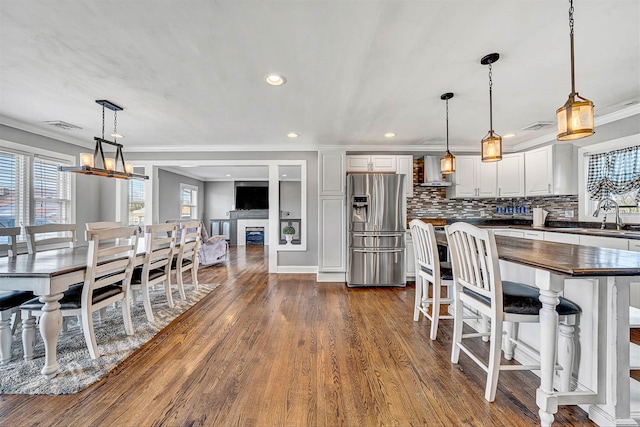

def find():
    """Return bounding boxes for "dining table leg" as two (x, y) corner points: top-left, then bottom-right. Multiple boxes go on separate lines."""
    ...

(38, 292), (63, 378)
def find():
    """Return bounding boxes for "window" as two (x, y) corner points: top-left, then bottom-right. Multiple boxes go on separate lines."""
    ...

(0, 148), (72, 235)
(180, 184), (198, 219)
(585, 144), (640, 217)
(128, 178), (145, 225)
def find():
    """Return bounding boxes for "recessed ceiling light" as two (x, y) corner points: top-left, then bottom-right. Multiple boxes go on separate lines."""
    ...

(265, 74), (286, 86)
(384, 132), (396, 138)
(503, 133), (516, 138)
(225, 174), (231, 177)
(282, 174), (288, 177)
(287, 132), (299, 138)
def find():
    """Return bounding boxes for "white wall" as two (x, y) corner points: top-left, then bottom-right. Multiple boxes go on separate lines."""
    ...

(279, 181), (301, 219)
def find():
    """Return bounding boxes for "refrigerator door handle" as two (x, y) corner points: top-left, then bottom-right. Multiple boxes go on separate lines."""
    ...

(352, 232), (405, 237)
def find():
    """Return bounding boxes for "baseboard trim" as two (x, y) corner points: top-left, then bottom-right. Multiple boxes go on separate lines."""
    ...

(276, 266), (318, 274)
(317, 272), (346, 282)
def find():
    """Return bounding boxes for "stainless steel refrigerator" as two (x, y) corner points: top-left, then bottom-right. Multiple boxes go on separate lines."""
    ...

(347, 173), (406, 287)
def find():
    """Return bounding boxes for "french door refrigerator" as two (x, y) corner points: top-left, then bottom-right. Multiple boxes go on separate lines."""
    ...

(347, 173), (406, 287)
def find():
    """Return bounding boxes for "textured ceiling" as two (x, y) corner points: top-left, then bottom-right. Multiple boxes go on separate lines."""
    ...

(0, 1), (638, 159)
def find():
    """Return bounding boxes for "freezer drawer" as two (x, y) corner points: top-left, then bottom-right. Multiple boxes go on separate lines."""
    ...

(347, 248), (406, 287)
(350, 232), (405, 249)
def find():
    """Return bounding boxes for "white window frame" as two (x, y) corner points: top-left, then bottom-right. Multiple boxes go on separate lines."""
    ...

(578, 134), (640, 224)
(180, 183), (198, 220)
(128, 177), (145, 226)
(0, 139), (76, 243)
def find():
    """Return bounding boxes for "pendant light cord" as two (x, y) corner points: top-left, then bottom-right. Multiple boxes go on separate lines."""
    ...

(569, 0), (576, 95)
(488, 63), (494, 132)
(445, 98), (450, 151)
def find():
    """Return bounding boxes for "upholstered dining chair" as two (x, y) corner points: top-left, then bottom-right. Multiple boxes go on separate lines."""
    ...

(25, 223), (77, 254)
(445, 222), (580, 402)
(85, 221), (121, 230)
(170, 220), (201, 295)
(409, 219), (454, 340)
(21, 226), (138, 359)
(0, 227), (34, 364)
(130, 223), (176, 321)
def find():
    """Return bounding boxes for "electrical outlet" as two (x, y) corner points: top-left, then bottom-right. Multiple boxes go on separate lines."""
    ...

(565, 210), (574, 218)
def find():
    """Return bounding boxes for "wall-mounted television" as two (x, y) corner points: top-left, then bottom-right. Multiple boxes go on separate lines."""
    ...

(235, 181), (269, 210)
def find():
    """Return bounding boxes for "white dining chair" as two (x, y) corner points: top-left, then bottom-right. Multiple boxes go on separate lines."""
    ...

(445, 222), (580, 402)
(25, 223), (77, 254)
(85, 221), (121, 230)
(170, 220), (201, 295)
(130, 223), (176, 321)
(21, 226), (138, 359)
(0, 227), (35, 364)
(409, 219), (454, 340)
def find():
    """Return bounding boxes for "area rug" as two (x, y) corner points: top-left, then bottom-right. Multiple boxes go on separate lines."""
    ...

(0, 283), (220, 395)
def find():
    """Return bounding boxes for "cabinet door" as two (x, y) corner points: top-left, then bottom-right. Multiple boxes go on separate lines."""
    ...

(579, 235), (629, 250)
(525, 146), (553, 196)
(630, 240), (640, 252)
(396, 155), (413, 197)
(346, 155), (371, 172)
(319, 150), (345, 195)
(523, 230), (544, 240)
(318, 197), (346, 272)
(449, 156), (477, 198)
(544, 232), (580, 244)
(497, 153), (524, 197)
(370, 155), (397, 171)
(406, 232), (415, 278)
(477, 160), (497, 197)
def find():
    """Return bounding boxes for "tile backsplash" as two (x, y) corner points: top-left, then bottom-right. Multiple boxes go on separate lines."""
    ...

(408, 159), (578, 221)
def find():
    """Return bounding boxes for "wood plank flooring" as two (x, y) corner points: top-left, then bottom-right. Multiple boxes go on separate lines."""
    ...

(0, 246), (595, 426)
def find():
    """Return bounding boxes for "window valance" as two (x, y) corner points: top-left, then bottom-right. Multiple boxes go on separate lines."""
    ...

(587, 145), (640, 204)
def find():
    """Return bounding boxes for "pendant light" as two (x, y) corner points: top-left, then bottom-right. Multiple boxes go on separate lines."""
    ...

(59, 100), (148, 180)
(556, 0), (594, 141)
(480, 53), (502, 162)
(440, 92), (455, 174)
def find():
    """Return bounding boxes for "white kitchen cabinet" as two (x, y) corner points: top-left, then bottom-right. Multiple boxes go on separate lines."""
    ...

(522, 230), (544, 240)
(497, 153), (525, 197)
(447, 155), (497, 198)
(630, 240), (640, 252)
(396, 155), (414, 197)
(406, 232), (415, 279)
(525, 144), (576, 196)
(579, 234), (629, 250)
(319, 150), (346, 196)
(346, 155), (396, 172)
(317, 196), (346, 279)
(543, 232), (580, 244)
(493, 229), (524, 238)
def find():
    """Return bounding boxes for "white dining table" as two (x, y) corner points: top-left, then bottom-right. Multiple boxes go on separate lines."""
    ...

(0, 241), (146, 378)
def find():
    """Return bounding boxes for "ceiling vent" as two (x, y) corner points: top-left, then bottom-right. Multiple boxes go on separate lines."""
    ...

(521, 121), (554, 131)
(44, 120), (82, 130)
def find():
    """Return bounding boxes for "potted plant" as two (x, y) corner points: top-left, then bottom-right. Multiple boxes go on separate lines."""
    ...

(283, 224), (296, 245)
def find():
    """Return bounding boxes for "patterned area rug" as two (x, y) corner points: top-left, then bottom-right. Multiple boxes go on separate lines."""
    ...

(0, 283), (220, 395)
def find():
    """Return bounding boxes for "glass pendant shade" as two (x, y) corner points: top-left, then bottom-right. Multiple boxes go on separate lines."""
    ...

(481, 131), (502, 162)
(556, 94), (594, 140)
(441, 151), (455, 174)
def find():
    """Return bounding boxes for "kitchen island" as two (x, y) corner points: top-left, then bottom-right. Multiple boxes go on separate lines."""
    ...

(435, 231), (640, 426)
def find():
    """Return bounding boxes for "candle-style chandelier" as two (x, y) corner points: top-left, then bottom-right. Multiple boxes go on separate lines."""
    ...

(59, 100), (148, 180)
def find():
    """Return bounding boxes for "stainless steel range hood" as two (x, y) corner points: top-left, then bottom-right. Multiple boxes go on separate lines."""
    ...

(420, 155), (452, 187)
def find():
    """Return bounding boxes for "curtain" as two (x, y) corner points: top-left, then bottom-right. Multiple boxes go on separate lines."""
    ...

(587, 145), (640, 204)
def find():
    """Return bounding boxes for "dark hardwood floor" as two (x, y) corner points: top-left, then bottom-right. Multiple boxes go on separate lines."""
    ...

(0, 246), (595, 426)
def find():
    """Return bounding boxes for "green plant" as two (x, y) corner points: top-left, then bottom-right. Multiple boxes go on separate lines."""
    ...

(283, 225), (296, 235)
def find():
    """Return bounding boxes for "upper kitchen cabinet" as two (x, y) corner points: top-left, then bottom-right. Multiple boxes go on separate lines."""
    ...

(319, 150), (346, 196)
(447, 155), (497, 198)
(497, 153), (525, 197)
(525, 145), (576, 196)
(346, 155), (396, 172)
(396, 155), (414, 197)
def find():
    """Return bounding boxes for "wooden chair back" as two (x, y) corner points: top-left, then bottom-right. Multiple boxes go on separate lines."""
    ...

(144, 223), (177, 278)
(25, 223), (77, 254)
(85, 221), (121, 230)
(0, 227), (20, 257)
(444, 222), (503, 316)
(177, 220), (201, 264)
(409, 220), (440, 283)
(84, 226), (138, 297)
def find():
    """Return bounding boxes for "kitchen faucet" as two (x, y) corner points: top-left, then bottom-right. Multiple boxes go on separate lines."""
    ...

(593, 197), (624, 230)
